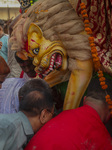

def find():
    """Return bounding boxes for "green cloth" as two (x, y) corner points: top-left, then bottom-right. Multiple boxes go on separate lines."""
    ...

(102, 72), (112, 80)
(92, 72), (112, 80)
(85, 71), (112, 96)
(55, 81), (68, 100)
(0, 111), (33, 150)
(54, 72), (112, 107)
(34, 0), (38, 2)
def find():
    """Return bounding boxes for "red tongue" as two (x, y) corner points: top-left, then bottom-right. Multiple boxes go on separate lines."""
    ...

(55, 54), (62, 67)
(55, 54), (60, 63)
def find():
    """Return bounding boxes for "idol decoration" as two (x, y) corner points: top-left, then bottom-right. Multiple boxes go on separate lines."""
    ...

(9, 0), (93, 110)
(18, 0), (37, 13)
(9, 0), (112, 112)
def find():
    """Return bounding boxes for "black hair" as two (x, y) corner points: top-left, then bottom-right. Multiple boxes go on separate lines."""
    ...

(86, 77), (112, 102)
(19, 79), (54, 116)
(0, 19), (4, 28)
(19, 78), (50, 98)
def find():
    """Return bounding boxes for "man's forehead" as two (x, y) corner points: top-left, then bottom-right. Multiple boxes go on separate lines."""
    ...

(19, 60), (32, 66)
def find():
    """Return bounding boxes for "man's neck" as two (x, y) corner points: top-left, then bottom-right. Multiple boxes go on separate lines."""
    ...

(22, 111), (42, 133)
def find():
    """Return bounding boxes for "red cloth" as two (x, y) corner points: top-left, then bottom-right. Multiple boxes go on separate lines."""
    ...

(76, 0), (112, 75)
(20, 71), (24, 78)
(25, 105), (112, 150)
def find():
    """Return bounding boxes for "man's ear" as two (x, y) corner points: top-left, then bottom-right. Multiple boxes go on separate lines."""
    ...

(39, 109), (51, 125)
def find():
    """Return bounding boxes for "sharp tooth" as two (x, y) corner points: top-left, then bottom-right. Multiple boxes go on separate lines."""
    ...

(45, 69), (50, 74)
(52, 54), (56, 59)
(56, 62), (60, 65)
(50, 68), (53, 71)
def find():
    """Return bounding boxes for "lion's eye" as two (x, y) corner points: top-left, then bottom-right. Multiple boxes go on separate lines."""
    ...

(32, 47), (39, 55)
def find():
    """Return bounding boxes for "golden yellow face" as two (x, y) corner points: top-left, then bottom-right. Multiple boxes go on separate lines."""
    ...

(28, 23), (68, 80)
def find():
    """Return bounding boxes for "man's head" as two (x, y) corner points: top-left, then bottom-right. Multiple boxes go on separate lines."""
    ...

(0, 56), (10, 88)
(0, 19), (4, 36)
(19, 79), (54, 133)
(15, 52), (36, 78)
(84, 77), (112, 123)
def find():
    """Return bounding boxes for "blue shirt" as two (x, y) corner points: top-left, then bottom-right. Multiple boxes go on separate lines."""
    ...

(0, 111), (34, 150)
(0, 78), (26, 113)
(0, 34), (9, 63)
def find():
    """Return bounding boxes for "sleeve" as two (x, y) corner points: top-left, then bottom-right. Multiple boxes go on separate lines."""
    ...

(0, 127), (10, 149)
(0, 120), (22, 150)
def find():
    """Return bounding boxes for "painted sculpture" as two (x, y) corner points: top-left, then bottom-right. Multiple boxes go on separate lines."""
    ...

(18, 0), (38, 13)
(9, 0), (94, 110)
(76, 0), (112, 76)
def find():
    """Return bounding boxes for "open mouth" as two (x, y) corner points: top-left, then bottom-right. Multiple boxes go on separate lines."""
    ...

(36, 53), (62, 78)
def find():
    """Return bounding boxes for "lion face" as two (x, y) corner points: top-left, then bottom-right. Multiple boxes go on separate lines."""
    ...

(28, 23), (68, 79)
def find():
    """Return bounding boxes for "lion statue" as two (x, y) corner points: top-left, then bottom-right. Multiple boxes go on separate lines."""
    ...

(9, 0), (93, 110)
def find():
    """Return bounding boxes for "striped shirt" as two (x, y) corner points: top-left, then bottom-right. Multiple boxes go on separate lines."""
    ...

(0, 78), (26, 113)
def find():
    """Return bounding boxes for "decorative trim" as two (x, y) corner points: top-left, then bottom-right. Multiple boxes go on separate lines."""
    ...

(80, 2), (112, 114)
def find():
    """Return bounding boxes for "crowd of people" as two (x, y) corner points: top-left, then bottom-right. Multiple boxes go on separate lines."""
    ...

(0, 0), (112, 149)
(0, 54), (112, 149)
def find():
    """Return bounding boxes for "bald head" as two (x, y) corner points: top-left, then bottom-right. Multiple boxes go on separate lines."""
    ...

(84, 77), (112, 123)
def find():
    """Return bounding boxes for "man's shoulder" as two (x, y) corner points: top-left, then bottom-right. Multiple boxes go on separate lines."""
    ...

(0, 34), (9, 43)
(1, 34), (9, 40)
(0, 118), (14, 127)
(4, 34), (9, 37)
(0, 113), (21, 126)
(0, 113), (26, 150)
(0, 115), (16, 133)
(4, 34), (9, 39)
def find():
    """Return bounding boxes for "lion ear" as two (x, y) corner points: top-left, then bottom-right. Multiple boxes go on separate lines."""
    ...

(28, 23), (43, 39)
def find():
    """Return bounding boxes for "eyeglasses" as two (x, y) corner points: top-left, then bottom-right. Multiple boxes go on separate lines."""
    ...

(40, 104), (56, 117)
(47, 105), (57, 118)
(47, 109), (54, 116)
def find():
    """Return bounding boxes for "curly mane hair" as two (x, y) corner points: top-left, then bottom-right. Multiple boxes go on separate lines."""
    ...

(9, 0), (92, 71)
